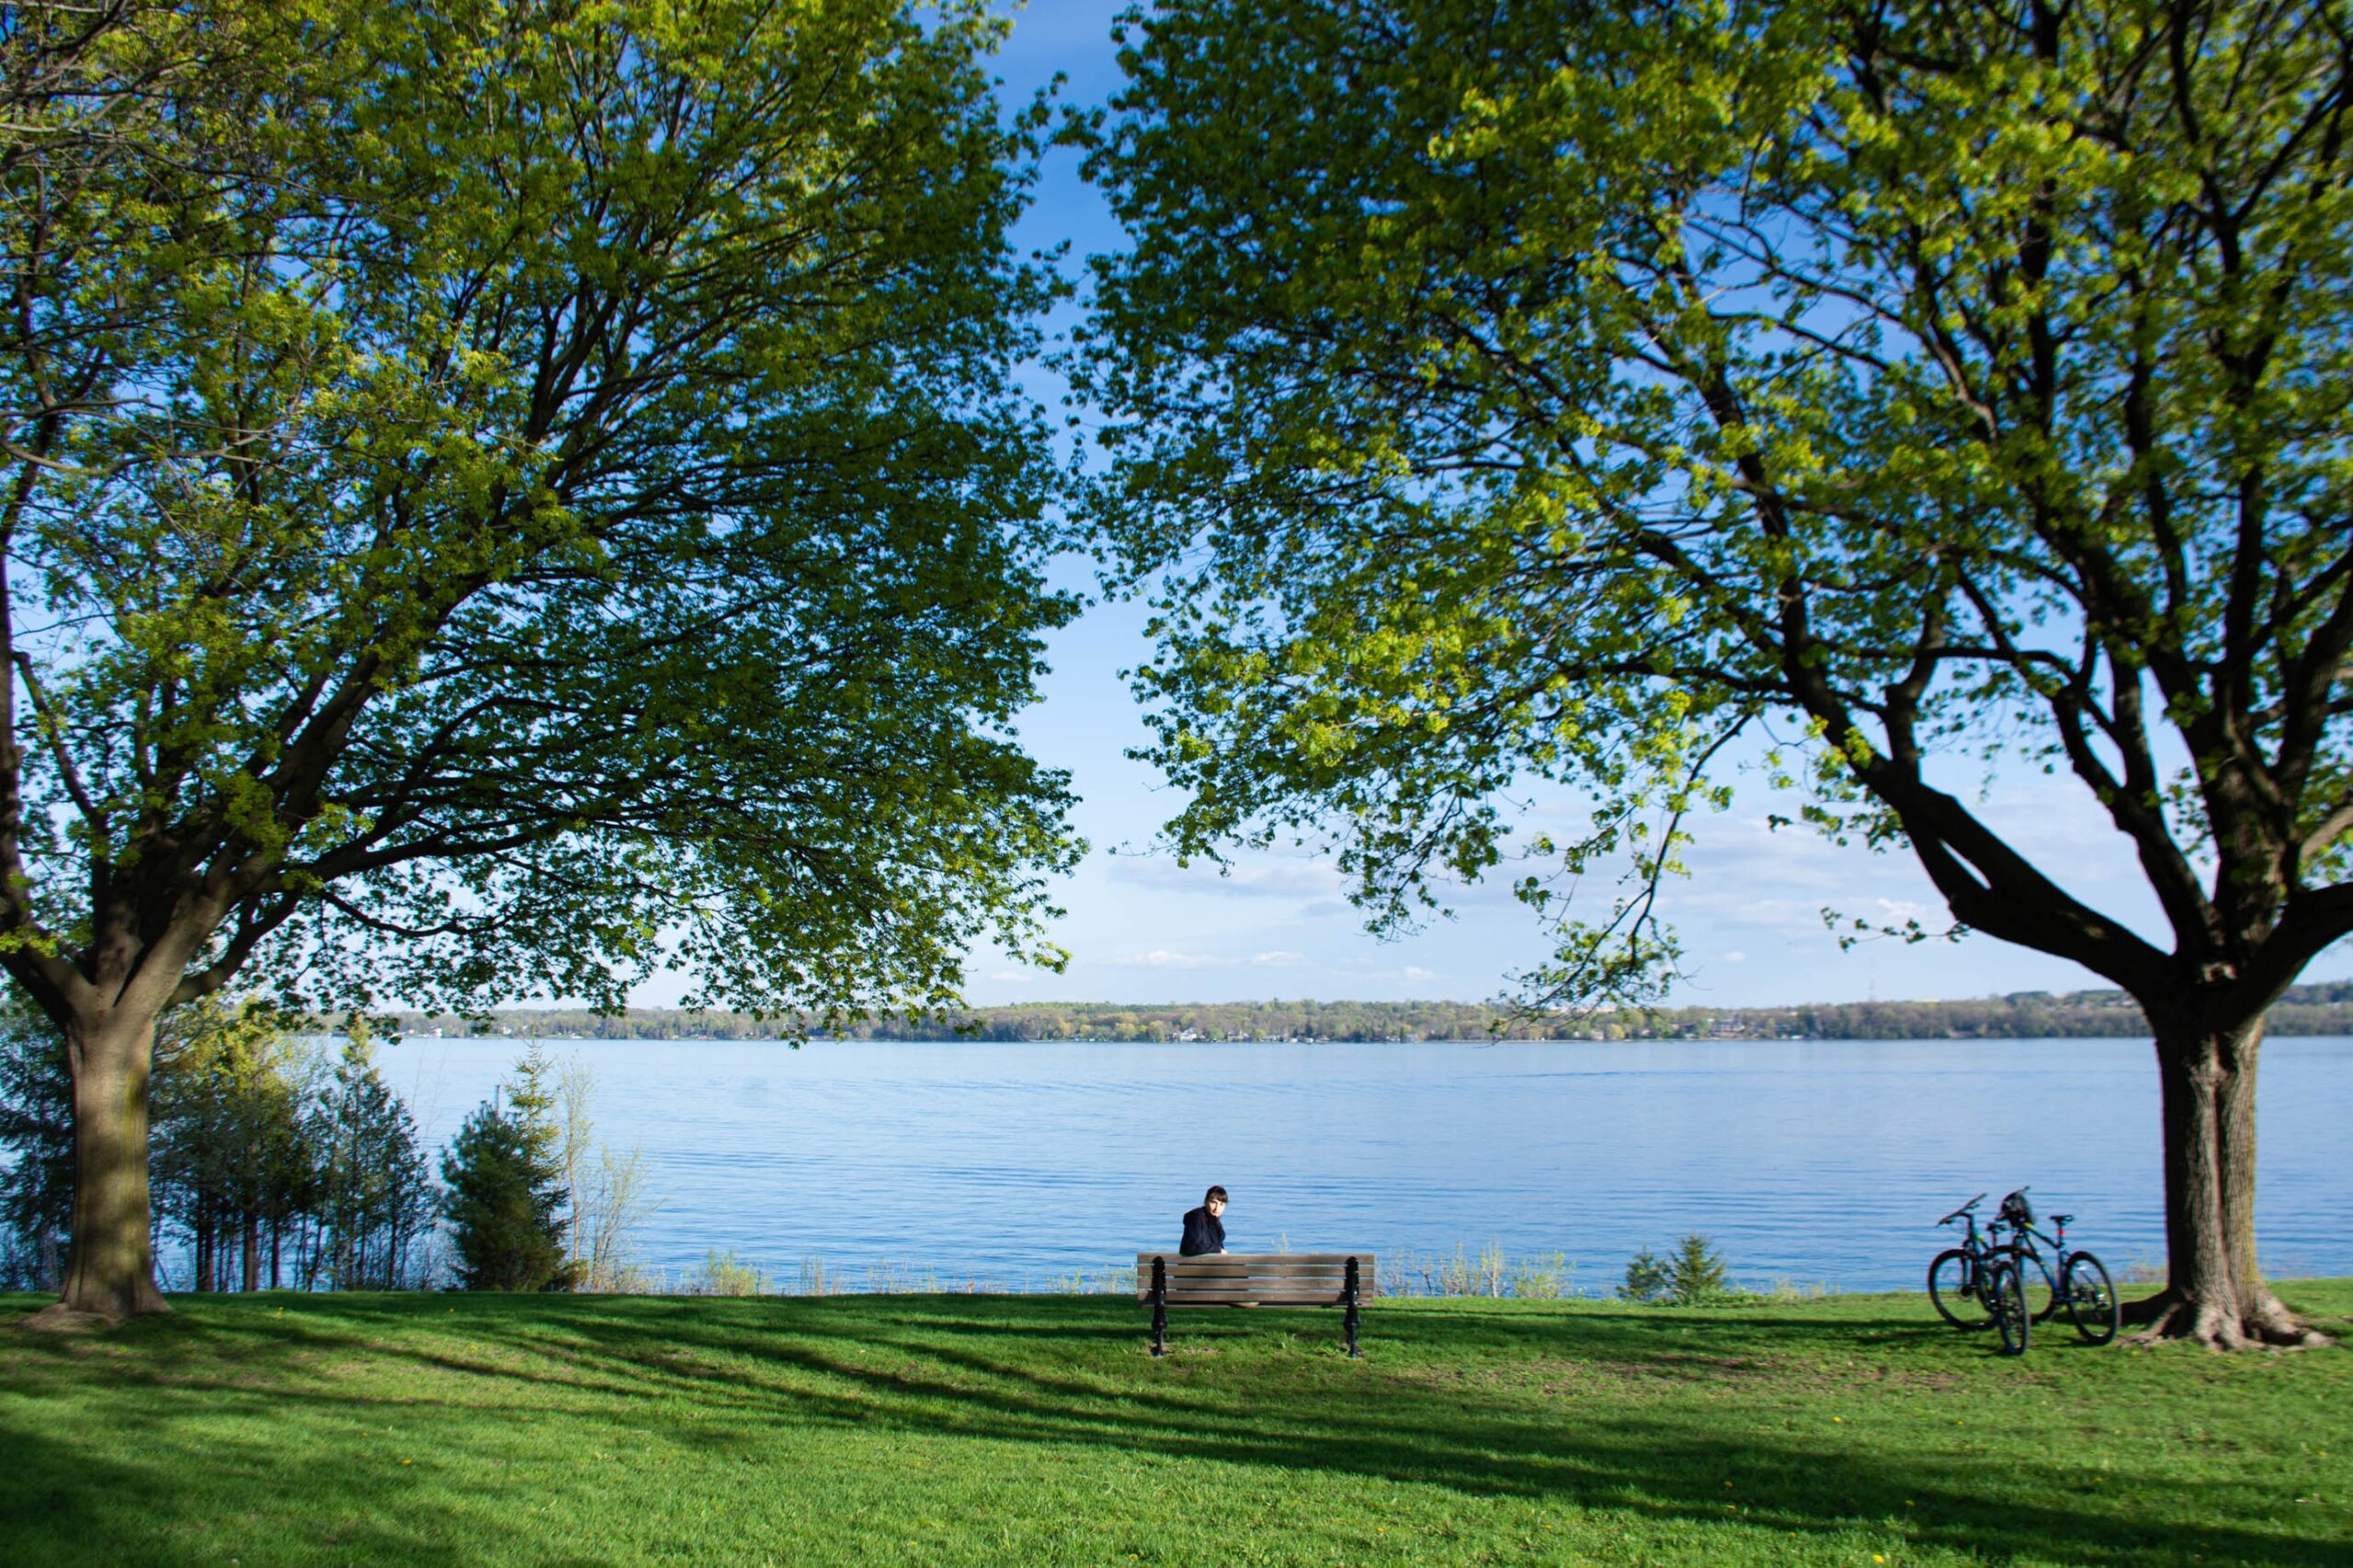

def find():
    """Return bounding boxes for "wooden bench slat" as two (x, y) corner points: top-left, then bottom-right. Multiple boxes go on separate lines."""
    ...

(1132, 1264), (1375, 1274)
(1135, 1253), (1373, 1266)
(1124, 1252), (1374, 1261)
(1157, 1271), (1364, 1280)
(1142, 1292), (1382, 1303)
(1133, 1252), (1374, 1261)
(1158, 1291), (1341, 1300)
(1156, 1279), (1359, 1292)
(1141, 1280), (1351, 1289)
(1132, 1261), (1379, 1271)
(1139, 1252), (1364, 1261)
(1162, 1299), (1358, 1308)
(1154, 1279), (1363, 1290)
(1132, 1259), (1378, 1270)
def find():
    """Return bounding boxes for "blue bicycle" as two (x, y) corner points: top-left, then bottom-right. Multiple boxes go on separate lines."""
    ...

(1928, 1192), (2031, 1354)
(1995, 1188), (2120, 1346)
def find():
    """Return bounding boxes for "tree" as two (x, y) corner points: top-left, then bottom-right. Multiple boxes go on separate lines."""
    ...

(7, 995), (438, 1293)
(1076, 0), (2352, 1346)
(149, 998), (310, 1292)
(0, 1005), (73, 1289)
(309, 1022), (433, 1290)
(440, 1051), (575, 1293)
(3, 0), (1079, 1318)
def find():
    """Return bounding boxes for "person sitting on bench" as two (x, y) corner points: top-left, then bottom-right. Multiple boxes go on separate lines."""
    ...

(1179, 1185), (1228, 1256)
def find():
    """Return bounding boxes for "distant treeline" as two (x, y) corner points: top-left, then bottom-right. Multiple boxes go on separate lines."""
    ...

(392, 983), (2353, 1045)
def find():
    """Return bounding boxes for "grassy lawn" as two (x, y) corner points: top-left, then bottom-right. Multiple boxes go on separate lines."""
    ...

(3, 1283), (2347, 1566)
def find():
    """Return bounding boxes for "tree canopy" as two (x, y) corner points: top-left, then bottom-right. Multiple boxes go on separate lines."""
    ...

(3, 0), (1079, 1315)
(1075, 0), (2352, 1345)
(6, 0), (1079, 1023)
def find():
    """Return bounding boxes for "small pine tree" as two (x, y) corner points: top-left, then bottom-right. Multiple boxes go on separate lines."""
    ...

(1620, 1234), (1733, 1305)
(1667, 1234), (1731, 1304)
(440, 1047), (578, 1292)
(316, 1027), (434, 1290)
(506, 1043), (563, 1171)
(1619, 1246), (1672, 1303)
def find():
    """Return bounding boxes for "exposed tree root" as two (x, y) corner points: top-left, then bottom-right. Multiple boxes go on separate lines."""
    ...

(15, 1303), (120, 1335)
(56, 1267), (168, 1320)
(2120, 1289), (2334, 1349)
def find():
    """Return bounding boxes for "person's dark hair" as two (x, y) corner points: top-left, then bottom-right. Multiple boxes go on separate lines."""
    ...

(1205, 1185), (1228, 1204)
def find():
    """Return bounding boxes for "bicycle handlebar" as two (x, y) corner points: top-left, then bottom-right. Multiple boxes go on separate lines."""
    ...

(1937, 1192), (1989, 1226)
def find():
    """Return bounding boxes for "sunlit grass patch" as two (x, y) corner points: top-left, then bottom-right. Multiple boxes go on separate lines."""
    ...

(2, 1283), (2347, 1565)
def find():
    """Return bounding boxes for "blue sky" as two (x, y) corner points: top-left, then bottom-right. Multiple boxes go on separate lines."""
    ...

(683, 2), (2353, 1012)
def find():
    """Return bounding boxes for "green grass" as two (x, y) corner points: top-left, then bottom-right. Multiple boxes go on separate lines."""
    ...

(4, 1283), (2348, 1566)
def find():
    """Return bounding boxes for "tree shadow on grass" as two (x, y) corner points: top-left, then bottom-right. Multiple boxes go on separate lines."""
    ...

(654, 1290), (2343, 1562)
(760, 1300), (2346, 1566)
(403, 1298), (2353, 1562)
(8, 1291), (2345, 1567)
(708, 1310), (2344, 1567)
(0, 1401), (487, 1568)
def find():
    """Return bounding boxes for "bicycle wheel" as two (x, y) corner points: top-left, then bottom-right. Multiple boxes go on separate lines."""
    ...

(2010, 1248), (2061, 1323)
(1927, 1249), (1987, 1328)
(1989, 1260), (2029, 1356)
(2063, 1253), (2120, 1346)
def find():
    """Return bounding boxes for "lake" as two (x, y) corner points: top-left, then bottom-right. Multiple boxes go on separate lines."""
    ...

(376, 1034), (2353, 1294)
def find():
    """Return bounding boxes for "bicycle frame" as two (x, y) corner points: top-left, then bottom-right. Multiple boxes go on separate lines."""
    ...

(2006, 1215), (2078, 1298)
(1937, 1194), (1999, 1292)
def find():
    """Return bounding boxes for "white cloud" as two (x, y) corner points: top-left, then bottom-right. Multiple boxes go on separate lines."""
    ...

(1097, 948), (1316, 972)
(1337, 961), (1444, 982)
(1105, 949), (1226, 970)
(1722, 950), (1748, 963)
(1107, 851), (1347, 899)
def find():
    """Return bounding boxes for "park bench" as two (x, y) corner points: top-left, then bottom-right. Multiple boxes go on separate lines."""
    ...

(1135, 1251), (1377, 1358)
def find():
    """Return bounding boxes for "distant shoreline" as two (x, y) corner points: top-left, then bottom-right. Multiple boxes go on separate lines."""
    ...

(381, 983), (2353, 1045)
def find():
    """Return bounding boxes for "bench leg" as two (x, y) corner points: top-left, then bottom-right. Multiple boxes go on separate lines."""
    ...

(1151, 1257), (1167, 1358)
(1344, 1256), (1362, 1358)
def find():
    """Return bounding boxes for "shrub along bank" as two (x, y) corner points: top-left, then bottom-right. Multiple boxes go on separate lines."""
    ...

(2, 1285), (2347, 1566)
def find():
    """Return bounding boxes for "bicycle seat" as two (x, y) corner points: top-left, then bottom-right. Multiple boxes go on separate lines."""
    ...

(2052, 1213), (2074, 1225)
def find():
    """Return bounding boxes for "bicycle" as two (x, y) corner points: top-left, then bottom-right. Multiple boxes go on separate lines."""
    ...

(1995, 1188), (2120, 1346)
(1927, 1193), (1998, 1327)
(1987, 1248), (2031, 1356)
(1928, 1192), (2032, 1354)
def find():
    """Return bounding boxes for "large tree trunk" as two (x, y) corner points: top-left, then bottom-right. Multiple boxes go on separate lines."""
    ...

(56, 1010), (168, 1318)
(2128, 1014), (2327, 1348)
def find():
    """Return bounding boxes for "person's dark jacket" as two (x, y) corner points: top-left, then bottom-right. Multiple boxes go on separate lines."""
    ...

(1179, 1205), (1225, 1256)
